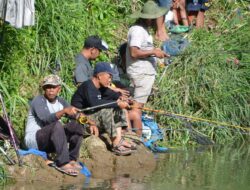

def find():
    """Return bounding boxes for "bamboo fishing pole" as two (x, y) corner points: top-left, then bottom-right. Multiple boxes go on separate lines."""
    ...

(0, 93), (22, 166)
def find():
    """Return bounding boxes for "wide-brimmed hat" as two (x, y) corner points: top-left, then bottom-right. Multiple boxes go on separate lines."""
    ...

(130, 1), (169, 19)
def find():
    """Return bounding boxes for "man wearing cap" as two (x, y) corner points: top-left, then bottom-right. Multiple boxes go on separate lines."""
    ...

(74, 35), (108, 86)
(126, 0), (169, 128)
(71, 62), (136, 156)
(24, 74), (97, 176)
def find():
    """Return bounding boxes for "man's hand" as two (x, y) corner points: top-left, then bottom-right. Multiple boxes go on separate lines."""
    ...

(63, 106), (80, 116)
(117, 99), (130, 109)
(56, 106), (80, 119)
(111, 87), (130, 98)
(89, 125), (99, 136)
(154, 48), (169, 58)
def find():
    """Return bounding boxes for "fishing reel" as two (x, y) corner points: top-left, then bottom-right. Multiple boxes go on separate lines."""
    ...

(78, 115), (88, 125)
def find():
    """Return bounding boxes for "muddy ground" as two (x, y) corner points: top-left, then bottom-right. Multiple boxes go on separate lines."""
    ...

(2, 135), (156, 187)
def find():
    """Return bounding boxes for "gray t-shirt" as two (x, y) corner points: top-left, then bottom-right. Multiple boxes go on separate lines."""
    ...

(126, 25), (157, 77)
(24, 95), (69, 149)
(74, 53), (93, 84)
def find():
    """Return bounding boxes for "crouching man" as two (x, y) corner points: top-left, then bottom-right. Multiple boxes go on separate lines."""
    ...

(71, 62), (136, 156)
(24, 75), (93, 176)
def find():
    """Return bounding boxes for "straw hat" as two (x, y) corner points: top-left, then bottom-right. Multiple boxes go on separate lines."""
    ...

(130, 1), (169, 19)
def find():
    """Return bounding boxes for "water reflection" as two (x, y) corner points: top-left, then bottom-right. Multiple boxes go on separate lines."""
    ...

(149, 145), (250, 190)
(4, 145), (250, 190)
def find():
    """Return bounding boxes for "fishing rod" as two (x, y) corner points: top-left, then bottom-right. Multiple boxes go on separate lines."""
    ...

(0, 93), (22, 166)
(133, 106), (250, 132)
(79, 93), (152, 113)
(0, 146), (15, 165)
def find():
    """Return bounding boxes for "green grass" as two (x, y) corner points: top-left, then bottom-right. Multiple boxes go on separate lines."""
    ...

(0, 0), (249, 147)
(153, 0), (250, 145)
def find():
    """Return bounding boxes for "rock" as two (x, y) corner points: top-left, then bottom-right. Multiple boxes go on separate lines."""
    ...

(81, 135), (156, 179)
(2, 134), (156, 184)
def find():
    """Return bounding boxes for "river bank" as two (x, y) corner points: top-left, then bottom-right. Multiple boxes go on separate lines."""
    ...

(2, 135), (156, 185)
(2, 144), (250, 190)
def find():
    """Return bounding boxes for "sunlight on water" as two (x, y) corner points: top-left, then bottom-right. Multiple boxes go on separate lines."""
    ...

(5, 144), (250, 190)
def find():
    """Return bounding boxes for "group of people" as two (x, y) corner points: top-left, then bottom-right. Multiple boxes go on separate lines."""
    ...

(155, 0), (209, 41)
(23, 0), (207, 177)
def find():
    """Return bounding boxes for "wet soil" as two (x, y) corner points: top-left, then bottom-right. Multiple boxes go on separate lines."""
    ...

(3, 135), (156, 186)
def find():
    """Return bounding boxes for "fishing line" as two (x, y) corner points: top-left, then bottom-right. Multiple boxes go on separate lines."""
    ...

(132, 106), (250, 132)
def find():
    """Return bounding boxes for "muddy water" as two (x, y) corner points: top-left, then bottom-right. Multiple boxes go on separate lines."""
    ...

(5, 145), (250, 190)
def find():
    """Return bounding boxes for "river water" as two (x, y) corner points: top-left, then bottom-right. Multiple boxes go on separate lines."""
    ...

(5, 144), (250, 190)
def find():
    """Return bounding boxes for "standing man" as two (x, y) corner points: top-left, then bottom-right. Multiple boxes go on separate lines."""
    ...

(24, 75), (96, 176)
(74, 35), (108, 86)
(126, 1), (169, 129)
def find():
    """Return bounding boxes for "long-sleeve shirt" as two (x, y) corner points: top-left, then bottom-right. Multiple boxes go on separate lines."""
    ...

(71, 80), (120, 114)
(25, 95), (69, 149)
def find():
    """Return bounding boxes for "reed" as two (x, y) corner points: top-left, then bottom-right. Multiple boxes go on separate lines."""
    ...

(153, 0), (250, 145)
(0, 0), (249, 146)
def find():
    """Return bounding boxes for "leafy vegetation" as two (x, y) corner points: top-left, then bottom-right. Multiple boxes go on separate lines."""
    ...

(0, 0), (138, 139)
(153, 0), (250, 145)
(0, 0), (249, 147)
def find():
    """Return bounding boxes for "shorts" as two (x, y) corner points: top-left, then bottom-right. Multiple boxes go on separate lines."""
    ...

(87, 108), (127, 137)
(186, 0), (210, 12)
(156, 0), (172, 10)
(130, 74), (155, 104)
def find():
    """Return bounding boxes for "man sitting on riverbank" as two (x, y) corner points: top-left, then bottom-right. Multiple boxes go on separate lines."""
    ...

(24, 75), (96, 176)
(71, 62), (136, 156)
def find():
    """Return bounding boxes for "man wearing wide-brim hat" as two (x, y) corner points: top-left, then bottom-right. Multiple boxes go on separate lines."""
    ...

(126, 1), (170, 135)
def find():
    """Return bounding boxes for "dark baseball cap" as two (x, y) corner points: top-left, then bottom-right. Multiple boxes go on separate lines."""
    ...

(93, 62), (114, 76)
(84, 35), (108, 51)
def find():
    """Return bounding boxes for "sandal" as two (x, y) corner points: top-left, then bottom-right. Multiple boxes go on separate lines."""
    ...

(48, 162), (78, 177)
(170, 25), (189, 33)
(112, 145), (132, 156)
(69, 160), (82, 170)
(120, 137), (137, 150)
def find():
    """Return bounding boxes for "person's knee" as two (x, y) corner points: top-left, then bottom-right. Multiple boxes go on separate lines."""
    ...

(70, 134), (83, 145)
(129, 110), (141, 121)
(52, 121), (64, 133)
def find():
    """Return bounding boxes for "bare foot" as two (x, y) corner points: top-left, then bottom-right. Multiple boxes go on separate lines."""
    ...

(155, 31), (170, 41)
(69, 160), (82, 170)
(45, 159), (53, 165)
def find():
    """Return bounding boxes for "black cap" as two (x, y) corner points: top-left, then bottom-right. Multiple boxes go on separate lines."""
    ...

(84, 35), (108, 51)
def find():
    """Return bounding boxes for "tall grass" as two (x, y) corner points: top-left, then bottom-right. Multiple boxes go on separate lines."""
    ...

(0, 0), (249, 145)
(153, 0), (250, 145)
(0, 0), (134, 138)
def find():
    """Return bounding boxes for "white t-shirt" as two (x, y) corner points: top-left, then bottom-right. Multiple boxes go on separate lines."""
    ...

(126, 25), (157, 77)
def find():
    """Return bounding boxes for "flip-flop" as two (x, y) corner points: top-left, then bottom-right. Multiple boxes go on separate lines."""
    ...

(170, 25), (189, 33)
(112, 145), (132, 156)
(69, 161), (82, 170)
(48, 162), (78, 177)
(120, 137), (137, 150)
